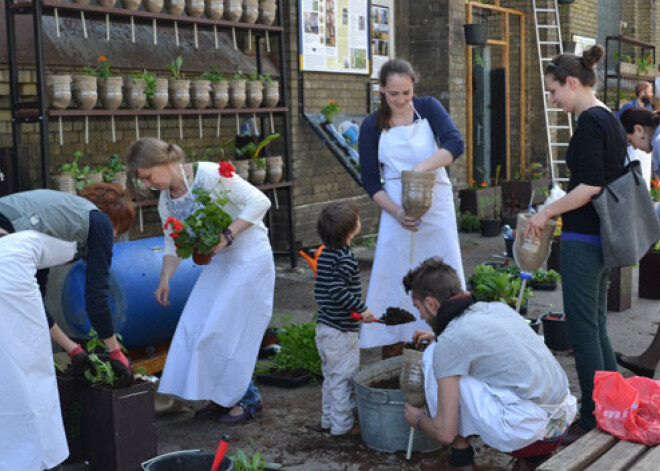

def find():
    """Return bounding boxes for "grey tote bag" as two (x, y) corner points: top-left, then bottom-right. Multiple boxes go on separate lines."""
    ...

(591, 159), (660, 268)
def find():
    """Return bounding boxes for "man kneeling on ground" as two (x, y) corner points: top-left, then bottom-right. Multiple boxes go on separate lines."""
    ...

(403, 257), (577, 471)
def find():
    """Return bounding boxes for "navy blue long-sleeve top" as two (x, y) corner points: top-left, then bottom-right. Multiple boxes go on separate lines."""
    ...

(358, 96), (464, 198)
(85, 210), (114, 338)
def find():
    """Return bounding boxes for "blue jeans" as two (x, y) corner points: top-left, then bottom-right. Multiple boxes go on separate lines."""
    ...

(560, 240), (617, 430)
(241, 380), (261, 406)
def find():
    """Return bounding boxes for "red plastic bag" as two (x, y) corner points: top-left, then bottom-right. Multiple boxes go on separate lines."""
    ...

(593, 371), (660, 445)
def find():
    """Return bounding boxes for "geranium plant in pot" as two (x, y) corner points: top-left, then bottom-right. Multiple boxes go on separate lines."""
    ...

(163, 163), (235, 265)
(97, 56), (123, 111)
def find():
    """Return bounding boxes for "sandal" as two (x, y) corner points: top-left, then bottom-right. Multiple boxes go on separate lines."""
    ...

(218, 401), (262, 424)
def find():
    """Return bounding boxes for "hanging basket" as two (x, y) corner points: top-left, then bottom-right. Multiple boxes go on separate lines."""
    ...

(463, 23), (488, 46)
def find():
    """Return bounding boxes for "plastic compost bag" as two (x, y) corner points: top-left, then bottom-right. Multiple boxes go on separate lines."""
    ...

(593, 371), (660, 445)
(537, 184), (566, 213)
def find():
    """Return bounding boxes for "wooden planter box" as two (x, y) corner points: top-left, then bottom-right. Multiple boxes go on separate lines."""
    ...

(607, 266), (633, 312)
(502, 179), (550, 210)
(58, 377), (157, 471)
(639, 249), (660, 299)
(459, 186), (502, 218)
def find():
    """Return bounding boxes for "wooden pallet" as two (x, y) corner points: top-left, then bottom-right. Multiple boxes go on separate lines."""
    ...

(538, 429), (660, 471)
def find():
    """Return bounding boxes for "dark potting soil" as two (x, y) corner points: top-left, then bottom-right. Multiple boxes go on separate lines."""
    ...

(380, 307), (416, 326)
(369, 377), (400, 390)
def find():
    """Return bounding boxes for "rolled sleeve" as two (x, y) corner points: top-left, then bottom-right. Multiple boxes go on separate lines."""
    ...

(219, 173), (271, 224)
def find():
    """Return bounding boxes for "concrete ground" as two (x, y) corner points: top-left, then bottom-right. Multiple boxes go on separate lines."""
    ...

(74, 233), (660, 470)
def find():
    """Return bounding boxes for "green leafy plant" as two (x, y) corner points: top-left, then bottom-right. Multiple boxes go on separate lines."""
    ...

(478, 193), (501, 220)
(637, 53), (655, 75)
(651, 176), (660, 202)
(97, 55), (111, 79)
(320, 100), (339, 122)
(236, 133), (281, 169)
(263, 74), (274, 84)
(133, 70), (157, 99)
(164, 188), (233, 259)
(80, 66), (97, 76)
(247, 71), (265, 82)
(469, 264), (532, 309)
(232, 71), (245, 81)
(260, 321), (322, 376)
(457, 211), (481, 233)
(230, 438), (281, 471)
(203, 66), (226, 83)
(531, 269), (561, 284)
(102, 153), (125, 182)
(59, 151), (92, 192)
(167, 56), (184, 80)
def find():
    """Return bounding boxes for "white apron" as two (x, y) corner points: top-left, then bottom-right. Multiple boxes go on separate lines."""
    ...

(0, 232), (76, 470)
(361, 108), (465, 348)
(158, 168), (275, 406)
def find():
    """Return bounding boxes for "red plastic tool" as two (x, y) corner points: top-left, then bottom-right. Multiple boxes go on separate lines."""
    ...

(210, 435), (230, 471)
(350, 312), (383, 323)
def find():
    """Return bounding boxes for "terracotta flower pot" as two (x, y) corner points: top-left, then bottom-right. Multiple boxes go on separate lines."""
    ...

(265, 155), (283, 183)
(193, 249), (213, 265)
(246, 81), (263, 108)
(144, 0), (164, 12)
(149, 78), (169, 110)
(259, 0), (276, 25)
(46, 74), (72, 110)
(120, 0), (141, 10)
(205, 0), (224, 19)
(233, 160), (249, 180)
(241, 0), (258, 23)
(249, 159), (266, 185)
(97, 0), (116, 6)
(98, 76), (124, 110)
(229, 79), (246, 108)
(165, 0), (185, 15)
(124, 77), (147, 110)
(72, 75), (98, 110)
(211, 81), (229, 109)
(263, 80), (279, 107)
(185, 0), (204, 16)
(223, 0), (242, 21)
(191, 80), (211, 109)
(169, 79), (190, 109)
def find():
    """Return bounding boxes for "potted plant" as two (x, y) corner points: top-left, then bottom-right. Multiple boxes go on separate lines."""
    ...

(463, 23), (488, 46)
(72, 65), (98, 110)
(262, 74), (279, 108)
(58, 151), (94, 194)
(191, 75), (211, 109)
(236, 133), (280, 185)
(469, 264), (533, 314)
(230, 438), (281, 470)
(457, 211), (481, 233)
(246, 72), (264, 108)
(229, 71), (247, 108)
(242, 0), (259, 23)
(96, 56), (123, 111)
(124, 71), (148, 110)
(46, 73), (72, 110)
(639, 241), (660, 299)
(224, 0), (243, 21)
(165, 0), (185, 14)
(479, 192), (502, 238)
(319, 99), (339, 125)
(102, 153), (127, 188)
(57, 330), (157, 471)
(502, 163), (550, 211)
(618, 53), (638, 76)
(258, 0), (277, 25)
(637, 53), (655, 77)
(142, 70), (168, 110)
(205, 0), (224, 18)
(185, 0), (204, 16)
(167, 56), (190, 110)
(163, 168), (234, 265)
(204, 66), (229, 109)
(529, 268), (561, 291)
(256, 321), (322, 388)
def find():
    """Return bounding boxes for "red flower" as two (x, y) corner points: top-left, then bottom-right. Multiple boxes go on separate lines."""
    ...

(652, 176), (659, 188)
(164, 216), (184, 232)
(219, 161), (235, 179)
(170, 233), (179, 239)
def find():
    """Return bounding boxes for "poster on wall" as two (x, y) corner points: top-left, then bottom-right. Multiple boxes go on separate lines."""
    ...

(573, 35), (596, 57)
(371, 2), (392, 79)
(299, 0), (369, 74)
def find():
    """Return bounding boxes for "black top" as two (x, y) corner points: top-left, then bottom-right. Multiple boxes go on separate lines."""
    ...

(563, 106), (627, 235)
(86, 210), (114, 338)
(314, 246), (366, 332)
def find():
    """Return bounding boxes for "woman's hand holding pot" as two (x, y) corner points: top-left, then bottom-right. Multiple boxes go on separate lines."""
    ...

(395, 208), (419, 232)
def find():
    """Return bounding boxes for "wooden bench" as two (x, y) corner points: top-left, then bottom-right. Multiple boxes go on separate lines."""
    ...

(538, 429), (660, 471)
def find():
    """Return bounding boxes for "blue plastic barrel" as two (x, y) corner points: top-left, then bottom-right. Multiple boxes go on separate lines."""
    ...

(61, 236), (203, 349)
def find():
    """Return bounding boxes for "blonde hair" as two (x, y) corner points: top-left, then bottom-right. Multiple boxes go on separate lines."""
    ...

(124, 138), (184, 176)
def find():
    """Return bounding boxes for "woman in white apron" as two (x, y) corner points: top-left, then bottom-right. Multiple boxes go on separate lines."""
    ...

(358, 59), (466, 349)
(0, 231), (77, 470)
(125, 138), (274, 424)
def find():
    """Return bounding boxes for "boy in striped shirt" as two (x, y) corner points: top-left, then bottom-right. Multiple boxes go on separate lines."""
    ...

(314, 201), (375, 436)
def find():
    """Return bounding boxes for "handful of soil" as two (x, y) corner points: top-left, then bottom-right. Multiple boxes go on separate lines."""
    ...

(380, 307), (416, 326)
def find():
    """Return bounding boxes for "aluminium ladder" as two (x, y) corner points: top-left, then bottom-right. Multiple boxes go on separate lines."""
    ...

(532, 0), (572, 186)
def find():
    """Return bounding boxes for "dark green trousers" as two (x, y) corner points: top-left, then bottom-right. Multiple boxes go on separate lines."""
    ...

(560, 240), (618, 430)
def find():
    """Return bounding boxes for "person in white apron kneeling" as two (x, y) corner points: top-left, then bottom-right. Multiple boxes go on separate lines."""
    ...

(402, 258), (577, 471)
(125, 138), (275, 424)
(358, 59), (466, 352)
(0, 230), (77, 470)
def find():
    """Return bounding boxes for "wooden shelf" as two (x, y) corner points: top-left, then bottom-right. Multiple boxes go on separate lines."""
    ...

(606, 73), (657, 81)
(11, 0), (284, 32)
(132, 181), (292, 207)
(45, 106), (288, 117)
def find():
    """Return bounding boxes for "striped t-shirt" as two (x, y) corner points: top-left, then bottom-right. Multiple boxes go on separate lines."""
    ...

(314, 246), (366, 332)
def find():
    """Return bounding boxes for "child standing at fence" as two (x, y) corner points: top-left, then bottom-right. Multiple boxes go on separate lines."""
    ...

(314, 202), (375, 436)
